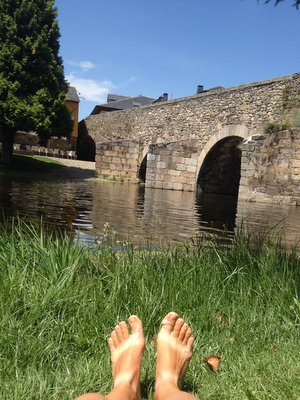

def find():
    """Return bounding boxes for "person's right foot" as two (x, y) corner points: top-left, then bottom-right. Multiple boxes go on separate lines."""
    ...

(155, 312), (194, 393)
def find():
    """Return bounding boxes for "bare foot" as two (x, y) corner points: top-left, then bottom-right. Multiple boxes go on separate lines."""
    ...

(155, 312), (194, 395)
(108, 315), (145, 399)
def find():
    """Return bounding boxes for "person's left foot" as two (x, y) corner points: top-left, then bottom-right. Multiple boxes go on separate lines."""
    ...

(108, 315), (145, 399)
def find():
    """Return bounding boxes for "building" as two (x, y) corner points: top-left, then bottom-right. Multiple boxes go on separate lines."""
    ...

(90, 94), (157, 116)
(66, 86), (80, 147)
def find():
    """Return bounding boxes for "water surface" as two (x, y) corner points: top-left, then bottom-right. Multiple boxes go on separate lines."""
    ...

(0, 174), (299, 247)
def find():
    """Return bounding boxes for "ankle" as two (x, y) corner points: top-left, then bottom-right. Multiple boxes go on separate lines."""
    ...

(154, 380), (179, 400)
(108, 382), (139, 400)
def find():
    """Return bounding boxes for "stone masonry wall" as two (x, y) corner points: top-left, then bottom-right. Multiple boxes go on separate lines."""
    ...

(239, 129), (300, 205)
(96, 140), (142, 182)
(85, 73), (300, 148)
(146, 140), (200, 191)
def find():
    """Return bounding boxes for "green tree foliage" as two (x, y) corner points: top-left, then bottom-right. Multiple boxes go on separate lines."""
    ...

(0, 0), (73, 164)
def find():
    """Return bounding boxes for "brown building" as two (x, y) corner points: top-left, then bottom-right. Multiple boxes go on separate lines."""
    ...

(66, 86), (80, 147)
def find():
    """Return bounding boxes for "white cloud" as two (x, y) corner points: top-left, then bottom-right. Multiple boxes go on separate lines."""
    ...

(79, 61), (96, 71)
(66, 74), (116, 102)
(67, 60), (96, 71)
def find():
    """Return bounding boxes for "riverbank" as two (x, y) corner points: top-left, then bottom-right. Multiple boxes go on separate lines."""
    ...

(0, 220), (299, 399)
(0, 153), (96, 179)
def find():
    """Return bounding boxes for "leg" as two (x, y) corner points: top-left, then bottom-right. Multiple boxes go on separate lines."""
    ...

(76, 315), (145, 400)
(154, 312), (198, 400)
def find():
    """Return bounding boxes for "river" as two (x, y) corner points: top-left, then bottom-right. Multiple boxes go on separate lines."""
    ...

(0, 174), (299, 248)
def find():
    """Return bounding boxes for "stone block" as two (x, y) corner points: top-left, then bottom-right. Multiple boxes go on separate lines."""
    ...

(173, 156), (183, 164)
(147, 153), (156, 161)
(98, 169), (111, 175)
(176, 164), (187, 171)
(168, 169), (181, 176)
(155, 174), (165, 182)
(182, 171), (196, 178)
(110, 150), (120, 157)
(146, 160), (156, 168)
(291, 167), (300, 175)
(185, 158), (197, 166)
(145, 175), (154, 183)
(102, 156), (112, 163)
(239, 177), (248, 185)
(291, 159), (300, 168)
(162, 181), (174, 190)
(159, 154), (170, 162)
(174, 176), (188, 184)
(184, 184), (194, 191)
(187, 165), (197, 173)
(173, 182), (183, 191)
(157, 161), (166, 169)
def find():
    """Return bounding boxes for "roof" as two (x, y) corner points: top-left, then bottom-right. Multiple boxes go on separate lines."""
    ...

(107, 94), (131, 102)
(90, 94), (156, 115)
(66, 86), (80, 103)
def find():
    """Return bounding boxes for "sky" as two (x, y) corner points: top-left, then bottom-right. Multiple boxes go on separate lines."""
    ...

(55, 0), (300, 121)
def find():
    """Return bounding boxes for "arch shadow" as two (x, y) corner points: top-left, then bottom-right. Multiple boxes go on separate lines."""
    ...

(76, 120), (96, 161)
(138, 145), (150, 183)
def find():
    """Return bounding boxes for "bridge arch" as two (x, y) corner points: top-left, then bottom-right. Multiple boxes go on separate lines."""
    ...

(196, 125), (254, 195)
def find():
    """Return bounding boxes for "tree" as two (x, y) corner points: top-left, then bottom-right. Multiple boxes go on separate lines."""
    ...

(263, 0), (300, 8)
(0, 0), (73, 165)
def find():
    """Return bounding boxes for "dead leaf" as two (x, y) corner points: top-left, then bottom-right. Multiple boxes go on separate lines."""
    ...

(204, 355), (221, 372)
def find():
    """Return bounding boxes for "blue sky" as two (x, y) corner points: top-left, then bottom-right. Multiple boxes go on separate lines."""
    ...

(55, 0), (300, 120)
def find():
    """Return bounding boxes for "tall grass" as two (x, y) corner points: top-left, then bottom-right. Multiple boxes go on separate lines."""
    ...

(0, 219), (299, 399)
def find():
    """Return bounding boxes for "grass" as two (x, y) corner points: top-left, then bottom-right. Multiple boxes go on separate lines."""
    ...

(0, 219), (299, 399)
(0, 153), (64, 175)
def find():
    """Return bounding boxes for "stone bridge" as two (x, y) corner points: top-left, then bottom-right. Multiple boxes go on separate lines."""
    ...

(82, 73), (300, 205)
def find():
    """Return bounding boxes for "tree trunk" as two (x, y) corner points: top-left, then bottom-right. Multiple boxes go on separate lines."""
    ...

(1, 129), (15, 166)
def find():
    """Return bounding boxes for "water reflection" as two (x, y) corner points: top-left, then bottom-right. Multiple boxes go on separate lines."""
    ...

(236, 200), (300, 247)
(0, 174), (299, 248)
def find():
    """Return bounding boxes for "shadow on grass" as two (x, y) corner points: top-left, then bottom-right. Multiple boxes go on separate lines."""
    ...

(0, 153), (64, 173)
(0, 153), (95, 179)
(140, 377), (196, 399)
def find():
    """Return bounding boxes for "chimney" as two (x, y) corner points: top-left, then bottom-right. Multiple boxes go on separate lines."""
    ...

(162, 93), (168, 101)
(197, 85), (204, 94)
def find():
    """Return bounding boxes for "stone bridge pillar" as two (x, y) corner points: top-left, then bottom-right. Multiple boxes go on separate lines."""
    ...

(145, 139), (200, 191)
(96, 140), (142, 182)
(238, 129), (300, 205)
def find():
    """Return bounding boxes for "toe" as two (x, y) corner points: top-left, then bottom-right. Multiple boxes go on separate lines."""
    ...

(187, 335), (194, 352)
(183, 327), (192, 345)
(160, 311), (178, 334)
(120, 321), (130, 339)
(172, 318), (184, 338)
(128, 315), (143, 334)
(115, 324), (124, 342)
(111, 330), (119, 347)
(108, 337), (115, 352)
(178, 322), (189, 341)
